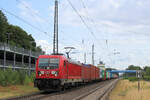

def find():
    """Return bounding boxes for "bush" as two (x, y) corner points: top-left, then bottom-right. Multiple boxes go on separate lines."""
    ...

(23, 75), (31, 85)
(18, 70), (26, 84)
(30, 72), (36, 82)
(128, 77), (138, 82)
(0, 70), (7, 86)
(0, 68), (35, 86)
(143, 76), (150, 81)
(123, 77), (128, 80)
(11, 71), (20, 85)
(2, 68), (21, 85)
(5, 68), (17, 85)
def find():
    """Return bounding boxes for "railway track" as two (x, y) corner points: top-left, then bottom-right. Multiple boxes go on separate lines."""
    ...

(2, 83), (91, 100)
(73, 79), (118, 100)
(96, 79), (118, 100)
(2, 79), (118, 100)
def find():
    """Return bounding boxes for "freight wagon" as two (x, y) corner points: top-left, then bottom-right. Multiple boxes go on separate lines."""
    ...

(99, 69), (105, 80)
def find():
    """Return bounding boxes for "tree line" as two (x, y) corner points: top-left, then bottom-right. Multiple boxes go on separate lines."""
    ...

(124, 65), (150, 81)
(126, 65), (150, 76)
(106, 65), (150, 81)
(0, 10), (44, 53)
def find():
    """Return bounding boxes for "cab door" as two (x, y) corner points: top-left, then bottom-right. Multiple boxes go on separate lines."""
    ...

(63, 61), (68, 79)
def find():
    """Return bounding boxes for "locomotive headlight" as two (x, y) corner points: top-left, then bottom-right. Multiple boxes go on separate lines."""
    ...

(38, 71), (41, 75)
(40, 71), (44, 74)
(55, 71), (59, 76)
(38, 71), (42, 76)
(51, 71), (58, 76)
(51, 71), (56, 74)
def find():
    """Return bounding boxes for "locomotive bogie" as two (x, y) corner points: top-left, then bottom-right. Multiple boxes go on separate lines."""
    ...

(34, 78), (61, 90)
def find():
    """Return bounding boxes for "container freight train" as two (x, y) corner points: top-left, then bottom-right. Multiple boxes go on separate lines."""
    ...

(34, 54), (117, 90)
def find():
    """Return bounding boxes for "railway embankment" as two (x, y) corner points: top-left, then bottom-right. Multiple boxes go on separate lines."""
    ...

(0, 69), (39, 99)
(1, 79), (118, 100)
(109, 79), (150, 100)
(0, 84), (39, 99)
(42, 79), (118, 100)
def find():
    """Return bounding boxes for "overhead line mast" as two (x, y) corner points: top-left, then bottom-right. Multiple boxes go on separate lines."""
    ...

(53, 0), (59, 54)
(92, 44), (94, 65)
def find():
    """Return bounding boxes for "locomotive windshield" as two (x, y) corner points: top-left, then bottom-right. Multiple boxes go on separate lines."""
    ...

(38, 58), (59, 69)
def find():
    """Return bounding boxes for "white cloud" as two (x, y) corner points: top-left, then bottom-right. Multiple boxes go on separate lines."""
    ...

(17, 1), (45, 24)
(14, 0), (150, 69)
(110, 0), (122, 8)
(137, 1), (143, 7)
(36, 40), (52, 54)
(41, 0), (150, 69)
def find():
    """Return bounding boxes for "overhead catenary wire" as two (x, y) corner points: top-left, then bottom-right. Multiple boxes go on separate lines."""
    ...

(65, 0), (106, 48)
(66, 0), (108, 65)
(16, 0), (50, 24)
(16, 0), (81, 48)
(15, 0), (49, 33)
(80, 0), (98, 28)
(16, 0), (84, 52)
(0, 8), (51, 38)
(79, 0), (140, 61)
(81, 0), (114, 28)
(60, 30), (82, 44)
(80, 0), (145, 37)
(80, 0), (115, 34)
(67, 0), (145, 67)
(67, 0), (106, 50)
(80, 0), (105, 37)
(66, 0), (96, 39)
(80, 0), (107, 48)
(0, 7), (83, 55)
(80, 0), (117, 64)
(80, 0), (133, 64)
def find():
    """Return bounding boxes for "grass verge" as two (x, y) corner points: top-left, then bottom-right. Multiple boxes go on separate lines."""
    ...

(0, 83), (39, 99)
(109, 79), (150, 100)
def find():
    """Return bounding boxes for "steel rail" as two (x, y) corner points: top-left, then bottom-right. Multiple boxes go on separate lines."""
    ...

(2, 80), (118, 100)
(73, 79), (118, 100)
(96, 79), (118, 100)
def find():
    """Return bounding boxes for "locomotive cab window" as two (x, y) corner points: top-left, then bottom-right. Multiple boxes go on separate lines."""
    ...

(39, 58), (49, 67)
(38, 58), (59, 69)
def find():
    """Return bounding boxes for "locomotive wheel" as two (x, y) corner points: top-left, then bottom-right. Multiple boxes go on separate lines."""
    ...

(38, 86), (43, 90)
(61, 86), (66, 91)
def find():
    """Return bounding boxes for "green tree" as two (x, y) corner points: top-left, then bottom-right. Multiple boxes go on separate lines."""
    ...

(126, 65), (142, 70)
(124, 65), (142, 78)
(7, 25), (44, 52)
(106, 68), (116, 71)
(0, 10), (44, 53)
(0, 10), (8, 42)
(143, 66), (150, 75)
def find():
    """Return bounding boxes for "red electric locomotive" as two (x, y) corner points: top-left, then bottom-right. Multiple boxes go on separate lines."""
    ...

(34, 54), (100, 90)
(34, 54), (80, 90)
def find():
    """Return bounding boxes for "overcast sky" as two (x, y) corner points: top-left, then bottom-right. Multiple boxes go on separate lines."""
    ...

(1, 0), (150, 69)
